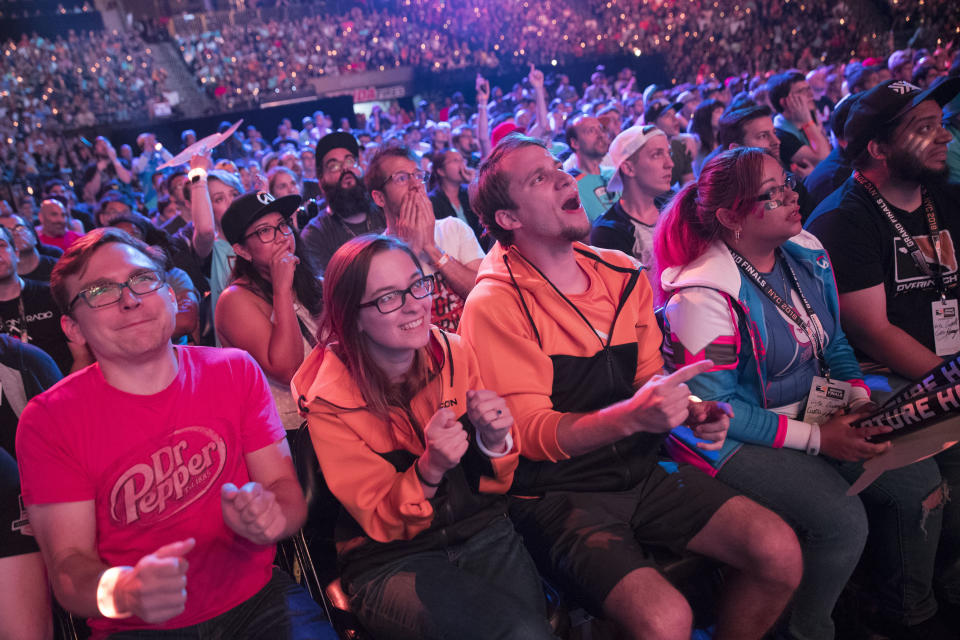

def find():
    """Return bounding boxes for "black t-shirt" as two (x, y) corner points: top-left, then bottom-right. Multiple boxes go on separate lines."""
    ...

(806, 175), (960, 354)
(36, 243), (62, 259)
(670, 137), (693, 186)
(590, 195), (672, 263)
(0, 335), (61, 459)
(803, 147), (852, 213)
(21, 254), (57, 283)
(0, 280), (72, 375)
(161, 215), (189, 237)
(0, 447), (39, 558)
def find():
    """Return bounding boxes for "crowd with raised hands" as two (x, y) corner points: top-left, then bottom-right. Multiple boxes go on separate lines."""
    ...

(6, 12), (960, 640)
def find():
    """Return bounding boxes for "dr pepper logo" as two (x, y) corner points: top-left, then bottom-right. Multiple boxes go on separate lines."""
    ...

(108, 426), (227, 526)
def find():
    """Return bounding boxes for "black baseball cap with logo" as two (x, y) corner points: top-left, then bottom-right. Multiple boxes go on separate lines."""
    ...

(843, 77), (960, 160)
(314, 132), (360, 176)
(221, 191), (301, 245)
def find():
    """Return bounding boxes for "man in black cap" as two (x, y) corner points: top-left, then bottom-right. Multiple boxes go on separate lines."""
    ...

(807, 77), (960, 637)
(299, 132), (386, 275)
(644, 100), (694, 187)
(802, 93), (859, 210)
(807, 78), (960, 377)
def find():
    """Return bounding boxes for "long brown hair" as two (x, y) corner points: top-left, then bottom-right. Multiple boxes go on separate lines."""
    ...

(320, 234), (439, 427)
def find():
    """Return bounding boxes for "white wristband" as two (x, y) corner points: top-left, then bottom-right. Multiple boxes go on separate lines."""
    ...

(477, 432), (514, 458)
(187, 167), (208, 184)
(806, 424), (821, 457)
(97, 566), (134, 619)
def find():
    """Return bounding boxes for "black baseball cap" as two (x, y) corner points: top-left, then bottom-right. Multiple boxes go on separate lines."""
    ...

(221, 191), (301, 245)
(843, 77), (960, 159)
(829, 93), (860, 140)
(314, 131), (360, 175)
(644, 99), (682, 125)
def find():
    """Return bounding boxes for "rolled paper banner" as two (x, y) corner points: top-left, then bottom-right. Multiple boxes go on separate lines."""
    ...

(880, 351), (960, 410)
(847, 417), (960, 495)
(158, 119), (244, 170)
(856, 377), (960, 442)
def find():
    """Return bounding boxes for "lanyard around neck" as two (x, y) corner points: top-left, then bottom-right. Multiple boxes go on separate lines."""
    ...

(728, 246), (829, 377)
(854, 171), (946, 299)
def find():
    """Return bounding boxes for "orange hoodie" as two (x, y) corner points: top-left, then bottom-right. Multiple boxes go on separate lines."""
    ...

(459, 242), (665, 493)
(290, 327), (519, 585)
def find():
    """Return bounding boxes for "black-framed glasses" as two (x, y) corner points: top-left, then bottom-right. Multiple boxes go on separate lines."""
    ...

(69, 269), (166, 310)
(323, 156), (357, 175)
(756, 175), (798, 210)
(245, 221), (294, 243)
(358, 275), (435, 314)
(379, 170), (426, 190)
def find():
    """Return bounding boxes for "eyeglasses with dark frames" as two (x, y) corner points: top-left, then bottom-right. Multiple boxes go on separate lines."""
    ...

(756, 175), (798, 210)
(245, 221), (294, 243)
(323, 156), (357, 175)
(378, 170), (426, 191)
(69, 269), (166, 310)
(358, 275), (435, 314)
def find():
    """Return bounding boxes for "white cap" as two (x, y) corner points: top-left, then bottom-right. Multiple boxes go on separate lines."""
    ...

(600, 124), (667, 193)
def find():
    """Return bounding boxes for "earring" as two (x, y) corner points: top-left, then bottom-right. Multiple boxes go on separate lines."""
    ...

(735, 227), (741, 242)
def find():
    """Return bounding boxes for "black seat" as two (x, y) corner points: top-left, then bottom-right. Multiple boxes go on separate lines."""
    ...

(287, 423), (371, 640)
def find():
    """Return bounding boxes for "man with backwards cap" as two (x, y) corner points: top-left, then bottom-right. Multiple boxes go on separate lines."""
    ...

(590, 125), (674, 277)
(807, 77), (960, 637)
(299, 132), (386, 274)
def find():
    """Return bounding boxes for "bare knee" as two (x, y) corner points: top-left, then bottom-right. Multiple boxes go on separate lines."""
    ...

(740, 503), (803, 591)
(603, 568), (693, 640)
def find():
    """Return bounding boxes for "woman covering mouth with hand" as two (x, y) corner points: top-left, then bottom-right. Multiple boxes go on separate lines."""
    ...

(215, 190), (323, 430)
(291, 234), (556, 640)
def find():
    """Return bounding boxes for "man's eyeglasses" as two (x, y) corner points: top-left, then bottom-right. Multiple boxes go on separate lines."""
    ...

(323, 156), (357, 175)
(69, 270), (166, 310)
(756, 175), (797, 210)
(359, 275), (435, 314)
(245, 221), (294, 244)
(379, 170), (426, 190)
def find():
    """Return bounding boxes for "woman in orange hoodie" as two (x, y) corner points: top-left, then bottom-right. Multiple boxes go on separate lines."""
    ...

(291, 235), (555, 640)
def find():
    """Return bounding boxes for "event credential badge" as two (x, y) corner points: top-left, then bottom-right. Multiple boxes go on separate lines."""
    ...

(932, 299), (960, 357)
(802, 377), (852, 425)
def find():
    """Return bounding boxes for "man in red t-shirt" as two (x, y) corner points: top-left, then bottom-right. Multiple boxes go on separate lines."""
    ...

(15, 229), (335, 639)
(36, 198), (83, 251)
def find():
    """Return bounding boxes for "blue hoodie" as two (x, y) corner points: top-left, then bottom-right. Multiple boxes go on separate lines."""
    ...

(659, 231), (869, 473)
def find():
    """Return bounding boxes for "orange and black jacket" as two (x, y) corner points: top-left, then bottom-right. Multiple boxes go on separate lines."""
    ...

(291, 327), (520, 587)
(459, 242), (665, 495)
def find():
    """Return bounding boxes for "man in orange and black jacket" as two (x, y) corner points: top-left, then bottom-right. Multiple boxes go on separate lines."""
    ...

(459, 134), (802, 640)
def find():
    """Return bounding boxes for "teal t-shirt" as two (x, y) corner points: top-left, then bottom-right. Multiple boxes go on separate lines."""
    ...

(210, 237), (236, 347)
(574, 167), (620, 222)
